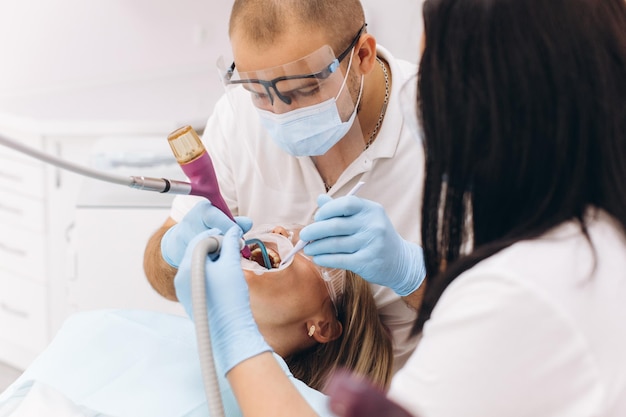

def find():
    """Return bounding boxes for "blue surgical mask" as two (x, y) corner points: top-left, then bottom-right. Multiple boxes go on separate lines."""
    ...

(256, 52), (364, 157)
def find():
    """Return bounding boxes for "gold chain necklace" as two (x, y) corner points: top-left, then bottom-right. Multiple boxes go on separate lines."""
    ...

(324, 58), (390, 191)
(364, 57), (390, 150)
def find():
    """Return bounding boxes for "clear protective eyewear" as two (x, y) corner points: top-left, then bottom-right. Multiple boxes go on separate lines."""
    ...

(217, 24), (367, 110)
(241, 225), (345, 313)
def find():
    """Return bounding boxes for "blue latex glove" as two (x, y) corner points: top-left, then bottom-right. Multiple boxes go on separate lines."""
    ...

(300, 195), (426, 296)
(161, 200), (253, 268)
(174, 226), (271, 374)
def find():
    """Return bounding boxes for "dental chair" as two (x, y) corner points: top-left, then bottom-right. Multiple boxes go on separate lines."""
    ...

(327, 371), (415, 417)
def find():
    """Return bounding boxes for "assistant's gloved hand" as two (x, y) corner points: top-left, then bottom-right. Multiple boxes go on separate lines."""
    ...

(174, 226), (271, 374)
(300, 195), (426, 296)
(161, 200), (253, 268)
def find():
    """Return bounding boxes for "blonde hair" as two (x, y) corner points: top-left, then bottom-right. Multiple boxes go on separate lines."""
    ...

(284, 271), (393, 391)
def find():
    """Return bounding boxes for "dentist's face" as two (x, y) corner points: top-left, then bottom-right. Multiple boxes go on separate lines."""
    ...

(229, 23), (362, 118)
(232, 25), (326, 112)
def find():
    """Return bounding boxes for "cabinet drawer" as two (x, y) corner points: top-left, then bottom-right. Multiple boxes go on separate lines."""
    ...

(0, 224), (46, 282)
(0, 156), (44, 198)
(0, 274), (48, 353)
(0, 192), (45, 232)
(0, 132), (44, 164)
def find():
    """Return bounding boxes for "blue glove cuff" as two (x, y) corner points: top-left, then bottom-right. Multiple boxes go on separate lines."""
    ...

(212, 317), (273, 375)
(392, 242), (427, 296)
(161, 226), (181, 268)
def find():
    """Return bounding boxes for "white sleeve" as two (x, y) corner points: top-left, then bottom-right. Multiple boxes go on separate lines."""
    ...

(201, 93), (240, 216)
(388, 271), (603, 417)
(169, 195), (207, 222)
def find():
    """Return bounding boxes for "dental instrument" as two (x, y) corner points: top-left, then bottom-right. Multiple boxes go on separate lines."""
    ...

(244, 238), (273, 269)
(167, 126), (251, 258)
(0, 132), (192, 194)
(189, 233), (244, 417)
(191, 235), (226, 417)
(0, 126), (251, 258)
(279, 181), (365, 267)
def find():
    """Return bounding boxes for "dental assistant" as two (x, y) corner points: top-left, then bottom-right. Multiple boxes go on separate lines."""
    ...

(144, 0), (427, 372)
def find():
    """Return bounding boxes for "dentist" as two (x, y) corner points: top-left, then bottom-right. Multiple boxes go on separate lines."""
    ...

(144, 0), (427, 372)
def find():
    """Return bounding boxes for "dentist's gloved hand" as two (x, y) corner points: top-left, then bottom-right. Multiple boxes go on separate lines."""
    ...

(161, 200), (253, 268)
(300, 195), (426, 296)
(174, 226), (271, 374)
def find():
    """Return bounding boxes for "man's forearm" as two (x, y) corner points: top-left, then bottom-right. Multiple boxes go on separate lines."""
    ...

(143, 224), (178, 301)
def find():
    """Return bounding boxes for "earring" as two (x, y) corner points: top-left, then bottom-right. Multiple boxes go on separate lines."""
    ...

(308, 325), (315, 337)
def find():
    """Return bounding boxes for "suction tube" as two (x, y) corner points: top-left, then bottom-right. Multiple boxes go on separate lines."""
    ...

(191, 235), (226, 417)
(168, 126), (251, 258)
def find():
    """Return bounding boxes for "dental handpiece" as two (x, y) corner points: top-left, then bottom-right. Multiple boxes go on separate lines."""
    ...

(0, 129), (251, 258)
(279, 181), (365, 267)
(0, 132), (192, 194)
(167, 126), (251, 258)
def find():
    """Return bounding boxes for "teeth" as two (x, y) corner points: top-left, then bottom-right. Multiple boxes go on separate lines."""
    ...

(249, 246), (281, 269)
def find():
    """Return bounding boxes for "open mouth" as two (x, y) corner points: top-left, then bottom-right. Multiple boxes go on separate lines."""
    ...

(248, 241), (281, 269)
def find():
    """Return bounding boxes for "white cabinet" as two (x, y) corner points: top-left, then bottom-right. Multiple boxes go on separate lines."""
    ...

(68, 206), (185, 318)
(0, 132), (49, 367)
(0, 73), (213, 369)
(63, 139), (186, 326)
(0, 274), (48, 366)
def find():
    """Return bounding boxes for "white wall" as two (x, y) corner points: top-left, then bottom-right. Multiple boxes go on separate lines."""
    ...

(362, 0), (424, 63)
(0, 0), (234, 96)
(0, 0), (423, 97)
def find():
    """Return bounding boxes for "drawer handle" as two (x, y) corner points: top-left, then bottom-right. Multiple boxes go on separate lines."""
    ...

(0, 242), (26, 257)
(0, 302), (29, 319)
(0, 170), (21, 183)
(0, 203), (22, 215)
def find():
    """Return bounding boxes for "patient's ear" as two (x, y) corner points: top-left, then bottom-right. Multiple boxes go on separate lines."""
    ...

(307, 318), (343, 344)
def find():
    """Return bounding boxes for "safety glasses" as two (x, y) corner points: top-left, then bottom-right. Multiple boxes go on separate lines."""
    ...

(219, 24), (367, 107)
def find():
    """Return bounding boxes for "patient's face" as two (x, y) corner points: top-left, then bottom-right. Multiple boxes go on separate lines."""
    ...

(241, 226), (335, 333)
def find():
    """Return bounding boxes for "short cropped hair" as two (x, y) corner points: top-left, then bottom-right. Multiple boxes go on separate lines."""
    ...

(229, 0), (365, 56)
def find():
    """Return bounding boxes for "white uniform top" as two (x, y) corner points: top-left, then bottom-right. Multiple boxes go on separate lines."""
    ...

(170, 45), (424, 372)
(389, 209), (626, 417)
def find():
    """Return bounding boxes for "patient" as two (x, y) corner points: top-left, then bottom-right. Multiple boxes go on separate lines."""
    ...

(0, 225), (392, 417)
(240, 225), (392, 391)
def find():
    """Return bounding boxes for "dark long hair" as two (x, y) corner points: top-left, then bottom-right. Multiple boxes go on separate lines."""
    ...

(414, 0), (626, 333)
